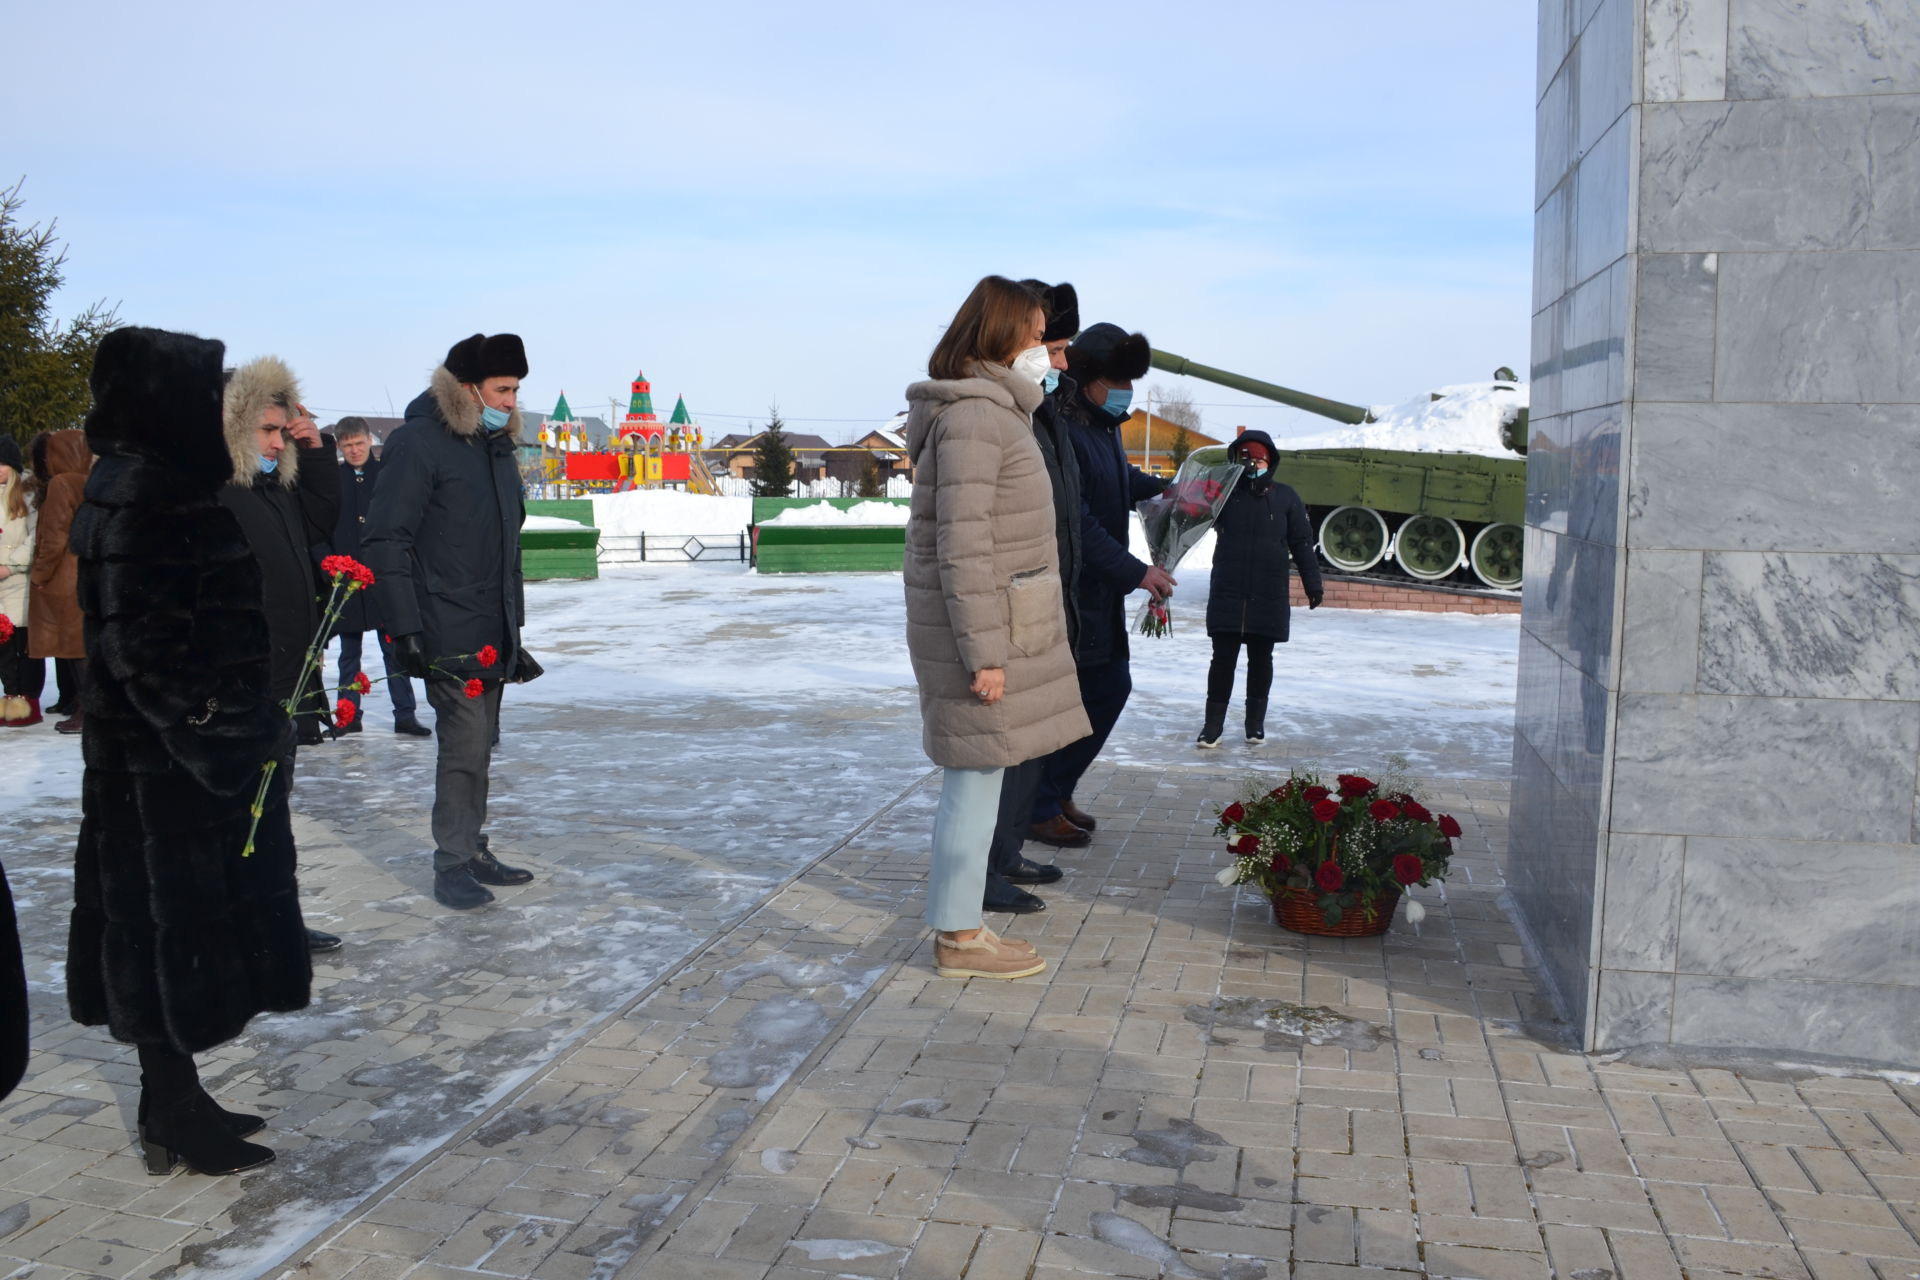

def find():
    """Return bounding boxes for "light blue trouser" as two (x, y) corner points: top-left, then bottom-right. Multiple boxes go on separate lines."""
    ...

(925, 766), (1005, 931)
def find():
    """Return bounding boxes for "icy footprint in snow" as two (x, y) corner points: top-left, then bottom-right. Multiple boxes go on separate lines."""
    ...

(760, 1147), (798, 1174)
(1089, 1213), (1207, 1278)
(792, 1239), (896, 1262)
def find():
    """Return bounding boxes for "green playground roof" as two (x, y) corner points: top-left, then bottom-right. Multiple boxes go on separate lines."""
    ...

(668, 395), (692, 424)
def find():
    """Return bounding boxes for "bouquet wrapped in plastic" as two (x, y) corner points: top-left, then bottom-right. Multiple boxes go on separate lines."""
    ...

(1133, 446), (1244, 636)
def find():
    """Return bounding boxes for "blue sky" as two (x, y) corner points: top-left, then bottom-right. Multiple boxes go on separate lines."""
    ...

(7, 0), (1536, 441)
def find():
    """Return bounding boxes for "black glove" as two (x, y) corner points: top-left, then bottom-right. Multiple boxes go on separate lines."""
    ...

(511, 648), (545, 684)
(1308, 591), (1324, 610)
(393, 633), (431, 680)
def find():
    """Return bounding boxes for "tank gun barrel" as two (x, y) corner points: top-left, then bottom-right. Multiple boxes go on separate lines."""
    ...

(1149, 350), (1374, 426)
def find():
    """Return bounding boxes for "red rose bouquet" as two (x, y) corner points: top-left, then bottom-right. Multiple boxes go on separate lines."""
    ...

(1211, 765), (1458, 929)
(1132, 448), (1243, 637)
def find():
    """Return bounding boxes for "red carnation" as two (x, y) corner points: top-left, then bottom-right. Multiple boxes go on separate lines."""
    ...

(1311, 798), (1340, 823)
(464, 678), (485, 699)
(1221, 802), (1246, 824)
(1336, 774), (1375, 798)
(334, 698), (357, 728)
(1401, 799), (1433, 824)
(1315, 860), (1344, 891)
(382, 633), (393, 644)
(351, 673), (371, 694)
(1302, 785), (1331, 805)
(1369, 799), (1401, 822)
(476, 644), (499, 668)
(320, 555), (374, 589)
(1392, 854), (1424, 885)
(0, 614), (12, 645)
(1438, 814), (1463, 839)
(1268, 782), (1292, 801)
(1229, 833), (1259, 855)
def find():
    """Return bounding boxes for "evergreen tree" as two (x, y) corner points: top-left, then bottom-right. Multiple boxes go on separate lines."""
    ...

(855, 453), (885, 498)
(1167, 424), (1195, 473)
(0, 180), (118, 452)
(750, 407), (795, 497)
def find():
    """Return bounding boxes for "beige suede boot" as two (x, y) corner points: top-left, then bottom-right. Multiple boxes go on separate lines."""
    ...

(934, 930), (1046, 980)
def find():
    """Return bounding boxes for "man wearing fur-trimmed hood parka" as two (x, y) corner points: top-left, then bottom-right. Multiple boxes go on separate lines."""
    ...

(363, 333), (542, 911)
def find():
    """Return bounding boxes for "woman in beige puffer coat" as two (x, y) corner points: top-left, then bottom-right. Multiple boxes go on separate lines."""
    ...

(903, 276), (1090, 979)
(0, 437), (43, 724)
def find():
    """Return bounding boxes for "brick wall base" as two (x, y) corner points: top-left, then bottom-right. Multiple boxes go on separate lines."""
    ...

(1288, 574), (1521, 615)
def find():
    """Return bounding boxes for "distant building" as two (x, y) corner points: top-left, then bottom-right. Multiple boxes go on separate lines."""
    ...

(711, 430), (836, 482)
(1121, 411), (1224, 475)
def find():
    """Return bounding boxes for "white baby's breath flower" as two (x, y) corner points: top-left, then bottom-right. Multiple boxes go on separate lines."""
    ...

(1404, 898), (1426, 924)
(1215, 865), (1239, 887)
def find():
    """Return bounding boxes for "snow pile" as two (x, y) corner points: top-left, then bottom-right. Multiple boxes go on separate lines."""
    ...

(757, 500), (909, 528)
(522, 514), (591, 531)
(590, 489), (751, 536)
(1283, 380), (1527, 458)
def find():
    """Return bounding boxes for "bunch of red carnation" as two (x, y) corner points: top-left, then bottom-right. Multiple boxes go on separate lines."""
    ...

(319, 555), (376, 591)
(1211, 767), (1460, 928)
(0, 614), (12, 646)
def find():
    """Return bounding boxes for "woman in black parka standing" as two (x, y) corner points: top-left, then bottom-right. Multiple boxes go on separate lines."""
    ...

(1197, 429), (1324, 748)
(67, 326), (311, 1175)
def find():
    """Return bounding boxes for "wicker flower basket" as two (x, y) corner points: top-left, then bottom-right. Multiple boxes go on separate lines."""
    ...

(1272, 888), (1401, 937)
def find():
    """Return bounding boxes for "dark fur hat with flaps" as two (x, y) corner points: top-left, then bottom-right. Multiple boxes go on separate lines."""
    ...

(222, 355), (303, 488)
(84, 326), (232, 490)
(1066, 322), (1150, 385)
(444, 333), (528, 384)
(1019, 280), (1080, 343)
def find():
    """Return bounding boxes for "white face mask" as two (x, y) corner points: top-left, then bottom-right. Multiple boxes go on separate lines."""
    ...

(1011, 345), (1052, 386)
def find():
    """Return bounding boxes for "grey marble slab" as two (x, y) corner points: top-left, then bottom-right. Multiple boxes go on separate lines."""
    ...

(1539, 0), (1577, 104)
(1611, 693), (1920, 841)
(1558, 661), (1613, 813)
(1509, 744), (1602, 1029)
(1867, 97), (1920, 248)
(1627, 402), (1920, 553)
(1538, 65), (1576, 209)
(1530, 305), (1562, 422)
(1676, 836), (1920, 984)
(1592, 969), (1677, 1049)
(1670, 972), (1920, 1062)
(1717, 250), (1920, 403)
(1699, 551), (1920, 699)
(1576, 0), (1636, 156)
(1619, 549), (1701, 695)
(1559, 264), (1627, 414)
(1599, 833), (1685, 970)
(1645, 0), (1729, 102)
(1514, 627), (1563, 763)
(1535, 182), (1572, 316)
(1632, 253), (1717, 402)
(1729, 0), (1920, 100)
(1574, 115), (1634, 284)
(1641, 100), (1873, 252)
(1566, 408), (1624, 548)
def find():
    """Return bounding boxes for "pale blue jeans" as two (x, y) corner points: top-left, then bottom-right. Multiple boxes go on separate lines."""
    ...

(925, 766), (1005, 931)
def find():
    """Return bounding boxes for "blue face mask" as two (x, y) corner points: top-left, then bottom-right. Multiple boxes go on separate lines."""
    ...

(1043, 369), (1060, 394)
(481, 403), (512, 432)
(1101, 386), (1133, 418)
(258, 456), (279, 475)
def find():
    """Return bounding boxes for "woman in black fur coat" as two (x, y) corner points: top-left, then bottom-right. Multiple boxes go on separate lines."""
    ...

(66, 326), (312, 1175)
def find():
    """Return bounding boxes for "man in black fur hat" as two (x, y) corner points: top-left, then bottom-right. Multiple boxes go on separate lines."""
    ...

(1027, 322), (1170, 848)
(365, 334), (541, 910)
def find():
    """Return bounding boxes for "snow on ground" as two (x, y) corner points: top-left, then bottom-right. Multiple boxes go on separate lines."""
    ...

(1281, 379), (1527, 457)
(757, 499), (910, 527)
(521, 514), (590, 530)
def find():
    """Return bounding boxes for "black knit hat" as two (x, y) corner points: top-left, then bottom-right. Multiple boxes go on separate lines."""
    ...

(1019, 280), (1080, 343)
(445, 333), (529, 383)
(1066, 322), (1151, 384)
(0, 435), (21, 474)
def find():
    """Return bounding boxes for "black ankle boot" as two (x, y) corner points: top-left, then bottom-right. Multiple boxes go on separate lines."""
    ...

(1245, 698), (1268, 745)
(139, 1076), (266, 1139)
(1196, 701), (1228, 749)
(139, 1089), (274, 1175)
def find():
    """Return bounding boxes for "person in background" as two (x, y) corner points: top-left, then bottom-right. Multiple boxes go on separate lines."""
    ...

(901, 276), (1090, 978)
(981, 280), (1082, 915)
(0, 436), (44, 726)
(27, 429), (90, 735)
(67, 326), (312, 1176)
(217, 357), (343, 954)
(1196, 429), (1322, 748)
(1026, 322), (1169, 847)
(319, 417), (429, 737)
(364, 333), (541, 911)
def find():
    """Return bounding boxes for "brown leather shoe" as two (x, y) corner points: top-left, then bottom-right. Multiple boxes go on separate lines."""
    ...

(934, 930), (1045, 979)
(1060, 800), (1098, 832)
(1026, 814), (1091, 849)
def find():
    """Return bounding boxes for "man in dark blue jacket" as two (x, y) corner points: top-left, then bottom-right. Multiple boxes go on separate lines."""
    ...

(364, 334), (542, 911)
(318, 418), (428, 737)
(1027, 323), (1171, 847)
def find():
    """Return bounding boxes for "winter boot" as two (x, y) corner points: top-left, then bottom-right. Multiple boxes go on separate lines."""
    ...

(139, 1088), (274, 1176)
(933, 930), (1046, 980)
(137, 1076), (266, 1139)
(0, 695), (22, 724)
(16, 697), (42, 727)
(54, 709), (84, 736)
(1196, 701), (1228, 749)
(1245, 698), (1269, 745)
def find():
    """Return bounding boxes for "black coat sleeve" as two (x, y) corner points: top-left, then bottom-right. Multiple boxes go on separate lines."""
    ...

(1286, 488), (1323, 597)
(361, 428), (429, 638)
(295, 434), (340, 552)
(1070, 431), (1151, 590)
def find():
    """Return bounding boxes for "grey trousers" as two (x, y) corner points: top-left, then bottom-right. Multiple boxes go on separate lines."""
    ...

(925, 766), (1004, 931)
(426, 678), (503, 872)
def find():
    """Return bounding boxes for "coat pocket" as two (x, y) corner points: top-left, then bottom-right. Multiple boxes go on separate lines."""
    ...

(1007, 568), (1066, 658)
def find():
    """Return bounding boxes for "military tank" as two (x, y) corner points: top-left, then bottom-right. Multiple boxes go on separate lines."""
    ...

(1149, 351), (1528, 590)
